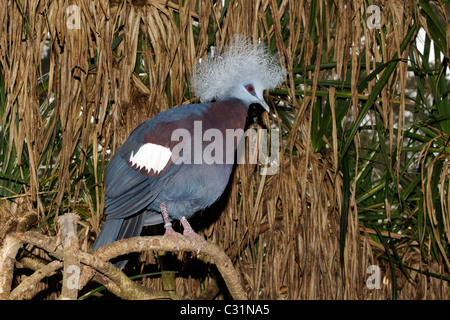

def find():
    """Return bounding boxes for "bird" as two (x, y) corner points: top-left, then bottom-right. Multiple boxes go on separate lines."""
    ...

(92, 35), (285, 269)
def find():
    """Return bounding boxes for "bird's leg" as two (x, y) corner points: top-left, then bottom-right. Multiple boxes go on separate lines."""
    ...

(160, 201), (182, 250)
(180, 216), (203, 254)
(160, 202), (203, 254)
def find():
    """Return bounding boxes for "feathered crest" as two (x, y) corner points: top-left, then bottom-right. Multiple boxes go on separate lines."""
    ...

(191, 35), (285, 102)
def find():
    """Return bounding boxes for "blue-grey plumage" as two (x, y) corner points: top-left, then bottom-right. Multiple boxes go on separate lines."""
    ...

(92, 100), (247, 247)
(92, 35), (285, 268)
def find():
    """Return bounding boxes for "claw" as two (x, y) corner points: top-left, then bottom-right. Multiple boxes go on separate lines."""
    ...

(161, 202), (182, 250)
(160, 202), (203, 253)
(181, 216), (203, 254)
(162, 223), (182, 250)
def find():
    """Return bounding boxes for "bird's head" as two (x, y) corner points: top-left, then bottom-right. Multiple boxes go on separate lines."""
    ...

(191, 35), (285, 112)
(227, 81), (270, 112)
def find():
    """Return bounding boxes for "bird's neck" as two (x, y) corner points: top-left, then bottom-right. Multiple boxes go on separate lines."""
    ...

(203, 98), (249, 131)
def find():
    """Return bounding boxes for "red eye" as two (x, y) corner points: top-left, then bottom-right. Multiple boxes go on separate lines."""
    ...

(247, 86), (254, 92)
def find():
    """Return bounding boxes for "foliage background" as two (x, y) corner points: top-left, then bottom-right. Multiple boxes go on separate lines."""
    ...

(0, 0), (449, 299)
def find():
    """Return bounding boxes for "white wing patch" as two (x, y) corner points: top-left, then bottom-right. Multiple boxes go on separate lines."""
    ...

(129, 143), (172, 174)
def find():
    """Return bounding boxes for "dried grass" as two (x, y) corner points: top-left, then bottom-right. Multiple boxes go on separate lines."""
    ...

(0, 0), (448, 299)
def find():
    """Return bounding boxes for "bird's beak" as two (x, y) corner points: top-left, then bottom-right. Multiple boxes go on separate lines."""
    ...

(258, 99), (270, 112)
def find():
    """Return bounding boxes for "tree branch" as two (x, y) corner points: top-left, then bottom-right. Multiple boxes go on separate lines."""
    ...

(93, 236), (248, 300)
(0, 211), (39, 300)
(13, 231), (171, 299)
(10, 260), (63, 300)
(0, 235), (22, 299)
(1, 228), (248, 300)
(57, 213), (80, 300)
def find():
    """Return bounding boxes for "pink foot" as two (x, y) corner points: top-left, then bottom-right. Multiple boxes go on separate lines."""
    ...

(162, 223), (183, 250)
(181, 216), (203, 254)
(161, 202), (183, 250)
(160, 202), (203, 253)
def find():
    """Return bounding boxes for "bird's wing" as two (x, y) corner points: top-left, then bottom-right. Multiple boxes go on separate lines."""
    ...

(103, 103), (210, 219)
(104, 129), (182, 219)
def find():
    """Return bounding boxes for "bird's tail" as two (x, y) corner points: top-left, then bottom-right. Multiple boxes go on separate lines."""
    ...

(92, 218), (124, 251)
(92, 214), (145, 269)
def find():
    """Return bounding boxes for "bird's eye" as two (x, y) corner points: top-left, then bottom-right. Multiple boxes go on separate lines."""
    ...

(247, 86), (254, 92)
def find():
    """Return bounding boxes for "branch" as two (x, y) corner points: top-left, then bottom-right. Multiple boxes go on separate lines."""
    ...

(10, 260), (63, 300)
(13, 232), (171, 300)
(93, 236), (248, 300)
(0, 211), (38, 300)
(0, 235), (22, 299)
(2, 229), (248, 300)
(57, 213), (80, 300)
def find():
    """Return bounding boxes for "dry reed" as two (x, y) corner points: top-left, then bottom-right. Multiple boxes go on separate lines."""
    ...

(0, 0), (448, 299)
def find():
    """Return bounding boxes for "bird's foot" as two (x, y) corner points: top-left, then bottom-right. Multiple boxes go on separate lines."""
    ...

(181, 216), (203, 254)
(160, 202), (203, 253)
(162, 223), (183, 251)
(161, 201), (182, 250)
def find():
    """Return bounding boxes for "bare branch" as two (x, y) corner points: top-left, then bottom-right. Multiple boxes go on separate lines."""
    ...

(4, 230), (247, 300)
(79, 251), (174, 300)
(13, 232), (170, 299)
(93, 236), (248, 300)
(10, 260), (63, 300)
(0, 235), (22, 299)
(0, 211), (38, 300)
(57, 213), (80, 300)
